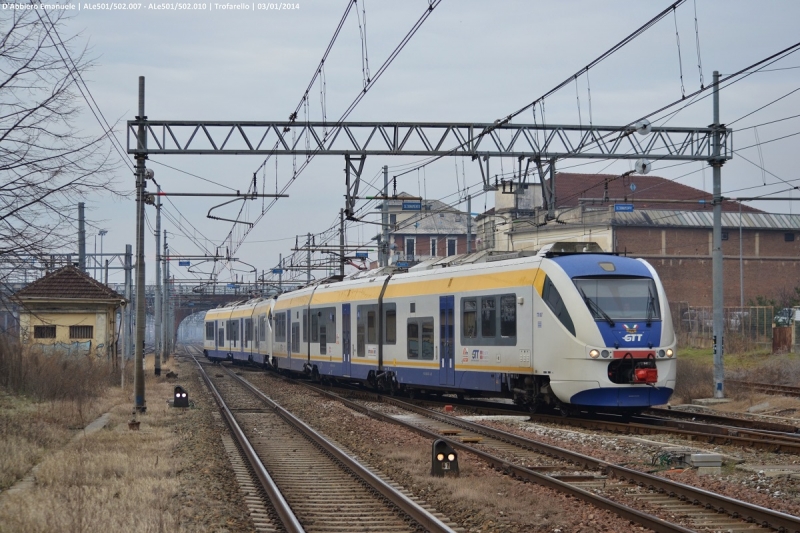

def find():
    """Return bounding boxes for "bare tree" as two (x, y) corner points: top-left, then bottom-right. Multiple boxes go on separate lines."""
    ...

(0, 6), (121, 293)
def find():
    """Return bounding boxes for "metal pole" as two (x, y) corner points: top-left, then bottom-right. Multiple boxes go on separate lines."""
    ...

(340, 209), (345, 278)
(381, 165), (388, 267)
(163, 231), (168, 360)
(125, 244), (133, 360)
(133, 76), (147, 413)
(739, 203), (744, 309)
(711, 70), (725, 399)
(278, 254), (282, 294)
(307, 233), (311, 285)
(122, 244), (132, 387)
(467, 194), (472, 253)
(104, 260), (109, 285)
(154, 185), (162, 376)
(78, 203), (86, 271)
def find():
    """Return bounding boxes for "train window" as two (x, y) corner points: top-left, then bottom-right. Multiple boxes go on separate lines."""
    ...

(291, 323), (299, 350)
(217, 328), (224, 345)
(573, 277), (661, 321)
(463, 299), (477, 338)
(274, 313), (286, 342)
(258, 314), (267, 342)
(407, 321), (419, 358)
(543, 277), (576, 336)
(481, 298), (497, 338)
(314, 307), (336, 350)
(303, 309), (308, 342)
(206, 322), (215, 341)
(311, 311), (318, 342)
(356, 304), (377, 356)
(407, 318), (434, 360)
(410, 302), (415, 313)
(245, 319), (253, 342)
(384, 303), (397, 344)
(500, 295), (517, 337)
(367, 310), (377, 343)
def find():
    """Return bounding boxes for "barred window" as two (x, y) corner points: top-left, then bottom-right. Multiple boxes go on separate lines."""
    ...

(34, 325), (56, 339)
(69, 325), (93, 339)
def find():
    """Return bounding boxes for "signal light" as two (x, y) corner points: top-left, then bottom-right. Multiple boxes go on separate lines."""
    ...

(173, 386), (189, 408)
(431, 439), (459, 477)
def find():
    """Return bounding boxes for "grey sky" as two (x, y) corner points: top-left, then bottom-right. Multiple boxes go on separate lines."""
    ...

(54, 0), (800, 285)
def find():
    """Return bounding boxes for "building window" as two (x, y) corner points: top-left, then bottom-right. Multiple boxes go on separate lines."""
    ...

(447, 238), (457, 256)
(786, 233), (795, 242)
(69, 325), (93, 339)
(389, 213), (397, 230)
(430, 238), (437, 257)
(34, 325), (56, 339)
(721, 231), (729, 241)
(405, 237), (415, 260)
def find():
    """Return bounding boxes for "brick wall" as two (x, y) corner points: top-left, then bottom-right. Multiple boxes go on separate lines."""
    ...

(616, 227), (800, 306)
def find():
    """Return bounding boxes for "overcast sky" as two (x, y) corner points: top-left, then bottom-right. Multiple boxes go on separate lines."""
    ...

(51, 0), (800, 285)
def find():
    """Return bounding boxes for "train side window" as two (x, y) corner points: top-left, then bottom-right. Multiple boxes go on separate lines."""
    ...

(407, 321), (419, 358)
(258, 314), (267, 342)
(500, 294), (516, 337)
(367, 310), (377, 343)
(205, 322), (215, 341)
(218, 328), (224, 345)
(420, 319), (434, 360)
(291, 323), (300, 350)
(245, 318), (253, 342)
(481, 297), (497, 338)
(462, 299), (477, 338)
(384, 303), (397, 344)
(407, 318), (434, 360)
(274, 313), (286, 342)
(302, 309), (308, 342)
(311, 311), (319, 342)
(543, 277), (576, 336)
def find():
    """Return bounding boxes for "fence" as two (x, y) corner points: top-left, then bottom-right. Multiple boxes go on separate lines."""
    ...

(670, 302), (777, 351)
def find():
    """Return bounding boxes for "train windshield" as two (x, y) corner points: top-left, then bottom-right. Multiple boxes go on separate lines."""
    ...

(573, 277), (661, 322)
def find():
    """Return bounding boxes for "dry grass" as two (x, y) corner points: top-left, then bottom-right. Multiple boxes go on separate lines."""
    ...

(671, 358), (715, 404)
(0, 372), (189, 533)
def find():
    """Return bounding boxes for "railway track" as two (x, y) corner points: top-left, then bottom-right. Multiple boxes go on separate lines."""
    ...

(728, 380), (800, 399)
(185, 345), (460, 533)
(351, 392), (800, 454)
(284, 376), (800, 533)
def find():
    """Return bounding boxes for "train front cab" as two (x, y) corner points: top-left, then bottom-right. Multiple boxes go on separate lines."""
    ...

(533, 251), (676, 411)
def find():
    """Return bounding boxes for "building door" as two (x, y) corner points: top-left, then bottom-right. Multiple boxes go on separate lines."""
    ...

(342, 304), (351, 376)
(447, 238), (457, 256)
(405, 237), (415, 261)
(439, 295), (455, 386)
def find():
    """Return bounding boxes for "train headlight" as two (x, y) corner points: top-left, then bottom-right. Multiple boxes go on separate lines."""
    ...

(666, 349), (674, 358)
(601, 350), (610, 358)
(657, 349), (665, 358)
(589, 349), (600, 358)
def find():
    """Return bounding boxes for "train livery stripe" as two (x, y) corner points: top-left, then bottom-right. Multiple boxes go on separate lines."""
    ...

(383, 269), (540, 299)
(310, 284), (385, 305)
(274, 292), (313, 311)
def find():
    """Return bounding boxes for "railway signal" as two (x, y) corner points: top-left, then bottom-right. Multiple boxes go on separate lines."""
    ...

(431, 439), (458, 477)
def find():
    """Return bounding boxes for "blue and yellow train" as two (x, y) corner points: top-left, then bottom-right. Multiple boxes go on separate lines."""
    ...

(204, 242), (676, 413)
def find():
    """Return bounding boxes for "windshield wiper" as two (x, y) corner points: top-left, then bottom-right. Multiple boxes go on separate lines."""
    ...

(646, 287), (655, 327)
(579, 287), (615, 327)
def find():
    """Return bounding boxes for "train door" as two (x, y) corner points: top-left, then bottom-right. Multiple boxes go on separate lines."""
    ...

(342, 303), (351, 376)
(439, 295), (455, 386)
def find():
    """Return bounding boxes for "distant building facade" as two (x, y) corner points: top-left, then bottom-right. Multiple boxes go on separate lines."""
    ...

(13, 265), (126, 358)
(381, 194), (475, 266)
(479, 173), (800, 307)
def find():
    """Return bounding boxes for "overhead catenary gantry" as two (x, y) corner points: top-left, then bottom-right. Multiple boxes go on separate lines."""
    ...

(127, 118), (733, 220)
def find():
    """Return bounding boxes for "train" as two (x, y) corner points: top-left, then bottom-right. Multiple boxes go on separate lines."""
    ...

(203, 242), (676, 414)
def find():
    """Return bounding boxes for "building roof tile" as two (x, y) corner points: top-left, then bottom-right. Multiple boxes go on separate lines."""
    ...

(14, 265), (125, 302)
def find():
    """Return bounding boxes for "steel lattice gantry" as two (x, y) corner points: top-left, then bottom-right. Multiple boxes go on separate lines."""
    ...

(126, 120), (732, 161)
